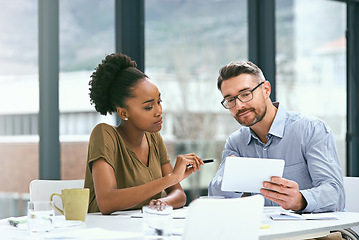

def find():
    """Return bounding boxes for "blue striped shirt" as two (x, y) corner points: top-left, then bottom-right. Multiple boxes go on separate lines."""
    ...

(208, 102), (345, 212)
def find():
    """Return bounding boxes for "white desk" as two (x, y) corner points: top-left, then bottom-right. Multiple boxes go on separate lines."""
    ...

(1, 208), (359, 240)
(260, 210), (359, 240)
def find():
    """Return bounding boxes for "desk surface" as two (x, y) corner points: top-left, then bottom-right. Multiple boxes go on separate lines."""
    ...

(260, 211), (359, 240)
(1, 208), (359, 240)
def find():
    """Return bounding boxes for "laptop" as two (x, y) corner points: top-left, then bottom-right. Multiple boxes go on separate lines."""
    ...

(221, 157), (285, 193)
(182, 195), (264, 240)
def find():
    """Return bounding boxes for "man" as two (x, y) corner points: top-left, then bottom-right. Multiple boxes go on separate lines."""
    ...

(208, 61), (345, 212)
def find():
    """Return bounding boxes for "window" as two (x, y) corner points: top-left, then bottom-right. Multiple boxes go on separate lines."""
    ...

(59, 0), (116, 180)
(0, 0), (349, 218)
(0, 0), (38, 218)
(145, 0), (248, 196)
(276, 0), (346, 172)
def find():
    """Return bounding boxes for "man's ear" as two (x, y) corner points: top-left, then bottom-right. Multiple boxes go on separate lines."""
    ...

(263, 81), (271, 99)
(116, 107), (128, 121)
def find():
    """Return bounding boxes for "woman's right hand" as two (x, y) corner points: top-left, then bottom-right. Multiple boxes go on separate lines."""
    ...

(171, 153), (204, 183)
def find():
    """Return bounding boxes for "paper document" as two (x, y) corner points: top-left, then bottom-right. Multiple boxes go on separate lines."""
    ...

(45, 227), (143, 239)
(270, 212), (338, 221)
(131, 207), (187, 219)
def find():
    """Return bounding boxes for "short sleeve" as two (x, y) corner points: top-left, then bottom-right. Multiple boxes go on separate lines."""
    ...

(87, 123), (117, 171)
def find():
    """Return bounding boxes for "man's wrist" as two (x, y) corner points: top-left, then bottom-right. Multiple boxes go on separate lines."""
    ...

(297, 192), (308, 211)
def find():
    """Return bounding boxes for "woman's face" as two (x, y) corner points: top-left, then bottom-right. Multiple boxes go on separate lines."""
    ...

(122, 78), (163, 132)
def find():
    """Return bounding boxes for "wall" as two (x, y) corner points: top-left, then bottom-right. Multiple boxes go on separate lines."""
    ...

(0, 142), (88, 193)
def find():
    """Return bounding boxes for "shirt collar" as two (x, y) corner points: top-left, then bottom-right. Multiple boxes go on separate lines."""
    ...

(246, 102), (286, 145)
(268, 102), (286, 139)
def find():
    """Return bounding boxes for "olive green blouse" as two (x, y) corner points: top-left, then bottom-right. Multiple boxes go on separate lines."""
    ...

(84, 123), (170, 213)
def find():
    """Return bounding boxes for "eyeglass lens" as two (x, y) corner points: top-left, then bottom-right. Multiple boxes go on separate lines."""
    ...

(222, 82), (264, 109)
(223, 91), (253, 108)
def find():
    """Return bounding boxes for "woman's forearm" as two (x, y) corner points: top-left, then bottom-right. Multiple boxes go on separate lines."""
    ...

(96, 174), (179, 214)
(161, 185), (187, 209)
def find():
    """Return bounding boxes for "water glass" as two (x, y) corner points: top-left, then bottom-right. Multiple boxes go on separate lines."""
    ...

(142, 205), (173, 239)
(27, 201), (55, 233)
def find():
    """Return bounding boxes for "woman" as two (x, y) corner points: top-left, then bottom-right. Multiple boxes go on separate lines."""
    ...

(84, 53), (203, 214)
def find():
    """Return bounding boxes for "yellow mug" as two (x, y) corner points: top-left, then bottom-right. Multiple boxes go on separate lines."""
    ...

(50, 188), (89, 222)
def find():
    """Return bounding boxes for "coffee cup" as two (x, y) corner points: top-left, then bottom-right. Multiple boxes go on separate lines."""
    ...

(50, 188), (89, 221)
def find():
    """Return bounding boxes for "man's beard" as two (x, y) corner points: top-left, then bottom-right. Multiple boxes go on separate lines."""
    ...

(234, 106), (267, 127)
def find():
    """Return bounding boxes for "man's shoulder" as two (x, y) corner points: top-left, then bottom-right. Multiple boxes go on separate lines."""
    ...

(227, 127), (250, 140)
(287, 111), (323, 125)
(286, 111), (330, 133)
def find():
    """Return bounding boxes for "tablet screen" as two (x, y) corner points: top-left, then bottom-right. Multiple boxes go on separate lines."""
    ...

(221, 157), (285, 193)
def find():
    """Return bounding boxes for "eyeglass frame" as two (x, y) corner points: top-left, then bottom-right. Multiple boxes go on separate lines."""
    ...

(221, 81), (265, 109)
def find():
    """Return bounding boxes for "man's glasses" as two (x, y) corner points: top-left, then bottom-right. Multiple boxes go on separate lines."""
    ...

(221, 82), (264, 109)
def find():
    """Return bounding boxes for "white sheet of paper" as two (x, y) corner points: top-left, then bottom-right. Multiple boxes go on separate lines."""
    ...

(46, 227), (144, 239)
(130, 207), (187, 219)
(270, 212), (338, 221)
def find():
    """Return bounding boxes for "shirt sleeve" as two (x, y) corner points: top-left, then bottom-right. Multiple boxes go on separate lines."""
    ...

(87, 124), (116, 171)
(208, 132), (242, 198)
(300, 120), (345, 212)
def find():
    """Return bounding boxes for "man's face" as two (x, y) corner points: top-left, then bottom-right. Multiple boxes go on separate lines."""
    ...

(220, 74), (267, 127)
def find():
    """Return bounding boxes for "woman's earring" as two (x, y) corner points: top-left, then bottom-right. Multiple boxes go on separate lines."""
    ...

(124, 117), (128, 121)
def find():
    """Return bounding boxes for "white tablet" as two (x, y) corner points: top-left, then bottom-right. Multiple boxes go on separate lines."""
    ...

(221, 157), (285, 193)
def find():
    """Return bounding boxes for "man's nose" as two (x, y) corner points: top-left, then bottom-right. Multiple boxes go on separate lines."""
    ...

(234, 97), (245, 110)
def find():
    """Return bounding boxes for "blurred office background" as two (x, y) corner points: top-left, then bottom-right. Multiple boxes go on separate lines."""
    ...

(0, 0), (357, 218)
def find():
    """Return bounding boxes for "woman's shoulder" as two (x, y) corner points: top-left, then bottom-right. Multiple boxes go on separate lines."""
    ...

(91, 123), (118, 137)
(146, 131), (165, 145)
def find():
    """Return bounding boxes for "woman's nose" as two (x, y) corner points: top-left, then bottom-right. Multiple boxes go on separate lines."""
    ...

(156, 103), (162, 116)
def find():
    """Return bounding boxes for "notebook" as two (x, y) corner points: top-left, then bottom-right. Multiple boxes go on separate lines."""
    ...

(182, 195), (264, 240)
(221, 157), (285, 193)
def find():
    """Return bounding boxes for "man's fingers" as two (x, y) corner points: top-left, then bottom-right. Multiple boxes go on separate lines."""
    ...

(270, 177), (297, 188)
(264, 182), (291, 194)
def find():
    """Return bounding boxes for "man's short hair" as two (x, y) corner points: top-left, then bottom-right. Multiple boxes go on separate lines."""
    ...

(217, 61), (265, 90)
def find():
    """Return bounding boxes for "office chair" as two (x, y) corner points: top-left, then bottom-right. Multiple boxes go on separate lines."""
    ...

(29, 179), (85, 215)
(331, 177), (359, 240)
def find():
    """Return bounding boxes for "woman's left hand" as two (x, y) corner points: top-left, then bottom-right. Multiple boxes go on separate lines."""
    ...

(148, 199), (169, 206)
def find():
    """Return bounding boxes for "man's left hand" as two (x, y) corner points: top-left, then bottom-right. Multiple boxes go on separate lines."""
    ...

(260, 177), (307, 211)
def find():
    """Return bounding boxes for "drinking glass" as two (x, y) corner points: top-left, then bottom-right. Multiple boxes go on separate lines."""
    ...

(142, 205), (173, 239)
(27, 201), (55, 233)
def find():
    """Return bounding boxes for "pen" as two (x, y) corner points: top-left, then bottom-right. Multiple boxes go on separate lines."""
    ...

(187, 159), (215, 168)
(8, 218), (27, 227)
(8, 220), (19, 227)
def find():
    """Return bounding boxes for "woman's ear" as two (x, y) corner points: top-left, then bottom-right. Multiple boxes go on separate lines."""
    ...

(116, 107), (128, 121)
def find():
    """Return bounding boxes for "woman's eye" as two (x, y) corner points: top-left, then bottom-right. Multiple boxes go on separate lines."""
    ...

(144, 106), (153, 110)
(158, 99), (162, 105)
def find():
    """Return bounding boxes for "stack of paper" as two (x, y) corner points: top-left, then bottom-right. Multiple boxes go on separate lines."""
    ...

(270, 212), (338, 221)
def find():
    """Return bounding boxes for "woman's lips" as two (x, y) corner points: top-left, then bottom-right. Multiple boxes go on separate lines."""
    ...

(155, 117), (163, 124)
